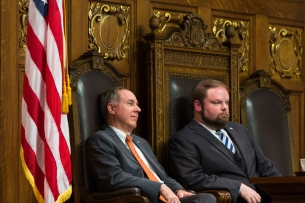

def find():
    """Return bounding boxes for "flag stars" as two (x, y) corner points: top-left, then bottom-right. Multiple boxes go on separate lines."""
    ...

(41, 0), (48, 4)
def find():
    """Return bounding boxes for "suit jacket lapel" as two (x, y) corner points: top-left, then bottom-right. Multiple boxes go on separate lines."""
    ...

(104, 126), (139, 165)
(104, 126), (167, 182)
(190, 120), (237, 165)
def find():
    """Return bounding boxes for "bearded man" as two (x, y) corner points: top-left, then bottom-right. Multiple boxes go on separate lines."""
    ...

(168, 79), (280, 203)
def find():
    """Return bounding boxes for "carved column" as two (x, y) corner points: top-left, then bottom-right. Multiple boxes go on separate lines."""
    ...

(144, 15), (168, 162)
(223, 25), (242, 123)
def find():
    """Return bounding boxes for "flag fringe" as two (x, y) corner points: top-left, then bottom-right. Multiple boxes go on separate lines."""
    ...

(20, 147), (72, 203)
(20, 147), (45, 203)
(55, 185), (72, 203)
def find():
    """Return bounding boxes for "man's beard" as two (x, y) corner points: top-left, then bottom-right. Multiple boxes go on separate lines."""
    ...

(201, 110), (229, 129)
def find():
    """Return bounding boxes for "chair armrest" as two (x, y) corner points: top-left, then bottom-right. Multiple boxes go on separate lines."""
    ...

(197, 190), (231, 203)
(80, 187), (149, 203)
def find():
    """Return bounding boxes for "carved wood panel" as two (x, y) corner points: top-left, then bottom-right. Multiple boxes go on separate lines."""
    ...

(213, 18), (250, 73)
(88, 2), (130, 61)
(269, 24), (303, 79)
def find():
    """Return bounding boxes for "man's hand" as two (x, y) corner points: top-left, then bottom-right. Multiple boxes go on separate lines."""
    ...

(176, 189), (195, 198)
(160, 184), (180, 203)
(240, 183), (261, 203)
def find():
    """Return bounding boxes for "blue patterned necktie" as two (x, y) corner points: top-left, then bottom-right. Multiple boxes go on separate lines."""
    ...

(216, 130), (236, 154)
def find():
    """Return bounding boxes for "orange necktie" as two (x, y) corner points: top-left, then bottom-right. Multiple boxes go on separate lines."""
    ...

(126, 135), (166, 202)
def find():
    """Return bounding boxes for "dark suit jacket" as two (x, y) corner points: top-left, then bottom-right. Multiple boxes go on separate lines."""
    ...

(168, 120), (280, 203)
(87, 125), (184, 203)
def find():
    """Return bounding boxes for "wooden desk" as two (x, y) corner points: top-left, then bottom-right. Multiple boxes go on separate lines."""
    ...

(249, 176), (305, 202)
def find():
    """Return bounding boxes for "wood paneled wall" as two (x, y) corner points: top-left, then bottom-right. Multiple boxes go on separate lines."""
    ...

(1, 0), (305, 202)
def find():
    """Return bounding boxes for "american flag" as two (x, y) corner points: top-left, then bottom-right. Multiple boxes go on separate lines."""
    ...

(20, 0), (72, 202)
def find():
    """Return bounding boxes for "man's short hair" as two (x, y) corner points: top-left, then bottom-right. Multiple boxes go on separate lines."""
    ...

(191, 79), (229, 110)
(99, 86), (125, 122)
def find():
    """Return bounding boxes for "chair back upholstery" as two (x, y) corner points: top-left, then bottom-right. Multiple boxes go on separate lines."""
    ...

(240, 70), (294, 176)
(169, 78), (196, 137)
(169, 77), (226, 137)
(69, 50), (124, 200)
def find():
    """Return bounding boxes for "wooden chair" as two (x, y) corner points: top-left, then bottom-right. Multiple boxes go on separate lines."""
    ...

(241, 70), (299, 202)
(144, 13), (235, 203)
(240, 70), (295, 176)
(68, 50), (149, 203)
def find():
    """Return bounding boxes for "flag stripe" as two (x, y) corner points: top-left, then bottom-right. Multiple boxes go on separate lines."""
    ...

(21, 0), (72, 202)
(48, 0), (64, 66)
(23, 72), (60, 199)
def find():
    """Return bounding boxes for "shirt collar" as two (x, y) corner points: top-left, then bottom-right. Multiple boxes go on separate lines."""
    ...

(194, 119), (223, 137)
(109, 125), (128, 143)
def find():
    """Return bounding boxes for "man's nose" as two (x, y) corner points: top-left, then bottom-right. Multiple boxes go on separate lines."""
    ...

(221, 102), (228, 109)
(135, 105), (141, 112)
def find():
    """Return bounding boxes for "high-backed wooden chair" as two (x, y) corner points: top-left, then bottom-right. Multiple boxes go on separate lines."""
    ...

(68, 50), (149, 203)
(240, 70), (295, 176)
(144, 13), (237, 203)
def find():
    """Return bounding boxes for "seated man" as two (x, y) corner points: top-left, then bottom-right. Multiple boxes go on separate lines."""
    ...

(87, 86), (216, 203)
(168, 79), (281, 203)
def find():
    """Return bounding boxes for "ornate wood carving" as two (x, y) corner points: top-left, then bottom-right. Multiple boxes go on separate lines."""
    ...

(269, 25), (303, 79)
(155, 12), (182, 33)
(163, 14), (228, 51)
(164, 48), (229, 68)
(19, 0), (28, 53)
(69, 50), (124, 89)
(213, 18), (249, 72)
(222, 30), (242, 123)
(230, 48), (240, 122)
(155, 41), (164, 147)
(88, 2), (130, 61)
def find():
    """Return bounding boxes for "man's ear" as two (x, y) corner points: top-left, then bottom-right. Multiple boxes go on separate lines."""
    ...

(194, 100), (202, 112)
(107, 103), (115, 114)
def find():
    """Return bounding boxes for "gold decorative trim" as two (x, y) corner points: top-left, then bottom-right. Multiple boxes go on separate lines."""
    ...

(19, 0), (29, 52)
(148, 12), (183, 35)
(269, 26), (302, 79)
(88, 3), (130, 60)
(213, 19), (249, 72)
